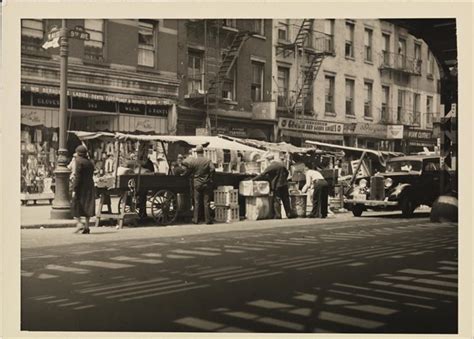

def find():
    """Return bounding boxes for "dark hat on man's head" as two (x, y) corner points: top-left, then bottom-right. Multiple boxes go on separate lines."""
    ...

(75, 145), (88, 156)
(177, 154), (184, 159)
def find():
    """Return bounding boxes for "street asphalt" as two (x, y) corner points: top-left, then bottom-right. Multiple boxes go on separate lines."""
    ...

(21, 211), (458, 334)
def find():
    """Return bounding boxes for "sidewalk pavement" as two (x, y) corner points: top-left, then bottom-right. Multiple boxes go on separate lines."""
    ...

(20, 201), (349, 229)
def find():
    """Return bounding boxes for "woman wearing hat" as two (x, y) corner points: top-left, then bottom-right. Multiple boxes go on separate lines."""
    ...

(71, 145), (96, 234)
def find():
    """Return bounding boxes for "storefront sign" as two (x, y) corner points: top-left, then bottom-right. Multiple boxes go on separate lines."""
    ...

(119, 103), (146, 115)
(21, 110), (45, 126)
(278, 118), (343, 134)
(213, 126), (248, 138)
(135, 117), (155, 132)
(32, 93), (60, 108)
(281, 130), (344, 142)
(405, 128), (433, 140)
(147, 105), (169, 117)
(387, 125), (404, 139)
(72, 97), (116, 113)
(350, 123), (387, 139)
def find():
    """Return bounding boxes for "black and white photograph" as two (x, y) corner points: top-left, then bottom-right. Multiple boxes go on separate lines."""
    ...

(2, 2), (470, 337)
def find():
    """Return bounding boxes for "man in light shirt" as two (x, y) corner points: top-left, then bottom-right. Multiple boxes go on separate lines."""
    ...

(302, 166), (329, 218)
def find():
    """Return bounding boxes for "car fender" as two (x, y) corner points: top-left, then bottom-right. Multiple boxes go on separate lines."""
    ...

(389, 183), (412, 200)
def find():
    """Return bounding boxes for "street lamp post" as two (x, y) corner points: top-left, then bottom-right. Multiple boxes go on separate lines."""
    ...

(50, 19), (72, 219)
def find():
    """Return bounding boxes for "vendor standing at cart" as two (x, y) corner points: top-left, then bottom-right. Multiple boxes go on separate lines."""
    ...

(171, 154), (187, 176)
(182, 145), (215, 224)
(302, 166), (328, 218)
(253, 154), (296, 219)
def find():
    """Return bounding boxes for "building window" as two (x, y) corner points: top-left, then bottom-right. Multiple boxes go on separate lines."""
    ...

(413, 93), (421, 125)
(427, 50), (435, 77)
(187, 50), (204, 94)
(414, 43), (422, 73)
(364, 81), (373, 117)
(323, 19), (334, 53)
(364, 28), (373, 62)
(277, 67), (289, 107)
(397, 89), (406, 123)
(325, 75), (335, 113)
(251, 62), (264, 102)
(426, 95), (434, 124)
(345, 79), (355, 115)
(222, 66), (236, 101)
(345, 22), (354, 58)
(397, 38), (407, 69)
(381, 86), (390, 122)
(138, 20), (156, 67)
(223, 19), (237, 28)
(84, 19), (104, 62)
(278, 20), (289, 41)
(382, 33), (390, 65)
(254, 19), (264, 35)
(21, 19), (44, 53)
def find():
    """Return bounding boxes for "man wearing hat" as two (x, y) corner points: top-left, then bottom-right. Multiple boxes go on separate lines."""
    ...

(182, 145), (215, 224)
(71, 145), (95, 234)
(253, 154), (296, 219)
(172, 154), (187, 176)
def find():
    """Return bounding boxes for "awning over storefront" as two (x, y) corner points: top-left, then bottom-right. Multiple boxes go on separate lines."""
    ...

(69, 131), (115, 140)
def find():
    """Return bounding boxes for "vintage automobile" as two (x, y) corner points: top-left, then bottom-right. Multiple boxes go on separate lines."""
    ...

(344, 155), (445, 217)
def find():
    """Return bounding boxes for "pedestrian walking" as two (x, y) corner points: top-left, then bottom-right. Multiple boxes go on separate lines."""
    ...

(302, 166), (328, 218)
(182, 145), (215, 224)
(71, 145), (96, 234)
(253, 154), (296, 219)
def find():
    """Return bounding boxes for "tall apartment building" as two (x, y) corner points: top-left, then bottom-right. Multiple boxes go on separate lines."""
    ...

(273, 19), (442, 154)
(176, 19), (276, 140)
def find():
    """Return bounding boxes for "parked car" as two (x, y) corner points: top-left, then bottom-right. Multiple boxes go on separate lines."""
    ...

(344, 155), (448, 217)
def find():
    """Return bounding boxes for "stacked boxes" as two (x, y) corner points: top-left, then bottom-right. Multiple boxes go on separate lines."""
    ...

(214, 186), (239, 223)
(239, 180), (272, 221)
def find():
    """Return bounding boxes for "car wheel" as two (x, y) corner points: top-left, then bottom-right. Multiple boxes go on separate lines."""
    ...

(401, 196), (417, 218)
(352, 204), (364, 217)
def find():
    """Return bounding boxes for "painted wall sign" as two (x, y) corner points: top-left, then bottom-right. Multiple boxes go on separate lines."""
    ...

(405, 128), (433, 140)
(352, 123), (388, 139)
(386, 125), (404, 139)
(119, 103), (146, 115)
(147, 105), (169, 117)
(278, 118), (343, 134)
(72, 97), (116, 113)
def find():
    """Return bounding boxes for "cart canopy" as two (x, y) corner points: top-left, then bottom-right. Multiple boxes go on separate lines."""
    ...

(69, 131), (115, 140)
(114, 133), (264, 153)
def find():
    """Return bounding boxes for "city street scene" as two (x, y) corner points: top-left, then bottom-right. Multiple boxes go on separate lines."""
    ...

(20, 18), (458, 333)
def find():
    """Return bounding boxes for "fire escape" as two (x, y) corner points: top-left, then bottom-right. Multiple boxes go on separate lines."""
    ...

(184, 20), (254, 134)
(276, 19), (332, 117)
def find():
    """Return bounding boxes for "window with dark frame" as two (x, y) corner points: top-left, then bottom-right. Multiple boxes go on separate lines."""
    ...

(364, 81), (373, 117)
(223, 19), (237, 28)
(381, 85), (390, 122)
(382, 33), (390, 65)
(254, 19), (265, 36)
(427, 50), (435, 76)
(278, 20), (289, 41)
(345, 22), (354, 58)
(397, 89), (406, 123)
(397, 38), (407, 69)
(324, 19), (334, 53)
(187, 50), (204, 94)
(345, 78), (355, 115)
(251, 62), (264, 102)
(426, 95), (434, 124)
(325, 75), (335, 113)
(364, 28), (373, 62)
(413, 93), (421, 125)
(414, 43), (422, 73)
(21, 19), (44, 53)
(84, 19), (105, 62)
(222, 66), (236, 101)
(277, 67), (289, 107)
(138, 20), (156, 68)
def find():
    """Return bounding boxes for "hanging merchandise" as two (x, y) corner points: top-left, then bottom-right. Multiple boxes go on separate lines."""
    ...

(35, 129), (43, 143)
(106, 142), (114, 155)
(52, 132), (58, 142)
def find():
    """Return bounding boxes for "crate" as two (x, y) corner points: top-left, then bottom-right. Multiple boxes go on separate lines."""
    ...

(214, 189), (238, 206)
(245, 196), (272, 220)
(215, 205), (240, 223)
(191, 149), (217, 163)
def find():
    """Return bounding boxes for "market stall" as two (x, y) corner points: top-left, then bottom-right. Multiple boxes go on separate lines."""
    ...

(70, 131), (266, 227)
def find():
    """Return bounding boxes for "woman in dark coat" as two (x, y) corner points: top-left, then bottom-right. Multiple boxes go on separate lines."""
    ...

(72, 145), (96, 234)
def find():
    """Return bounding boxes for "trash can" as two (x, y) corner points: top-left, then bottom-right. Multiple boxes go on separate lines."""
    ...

(290, 194), (307, 218)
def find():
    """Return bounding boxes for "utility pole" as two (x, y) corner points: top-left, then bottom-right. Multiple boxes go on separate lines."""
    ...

(50, 19), (72, 219)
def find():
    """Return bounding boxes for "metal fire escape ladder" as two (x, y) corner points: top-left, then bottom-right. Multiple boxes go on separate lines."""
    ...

(206, 31), (252, 107)
(293, 19), (314, 49)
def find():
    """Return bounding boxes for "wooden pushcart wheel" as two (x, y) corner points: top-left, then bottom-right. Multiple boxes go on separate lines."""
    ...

(150, 190), (178, 225)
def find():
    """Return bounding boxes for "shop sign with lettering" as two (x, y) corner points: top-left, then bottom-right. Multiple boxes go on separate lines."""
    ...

(278, 118), (343, 134)
(386, 125), (404, 139)
(32, 93), (61, 108)
(352, 123), (388, 139)
(405, 128), (433, 140)
(135, 118), (155, 132)
(147, 105), (169, 117)
(213, 126), (248, 138)
(72, 97), (116, 113)
(119, 103), (146, 115)
(21, 110), (45, 126)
